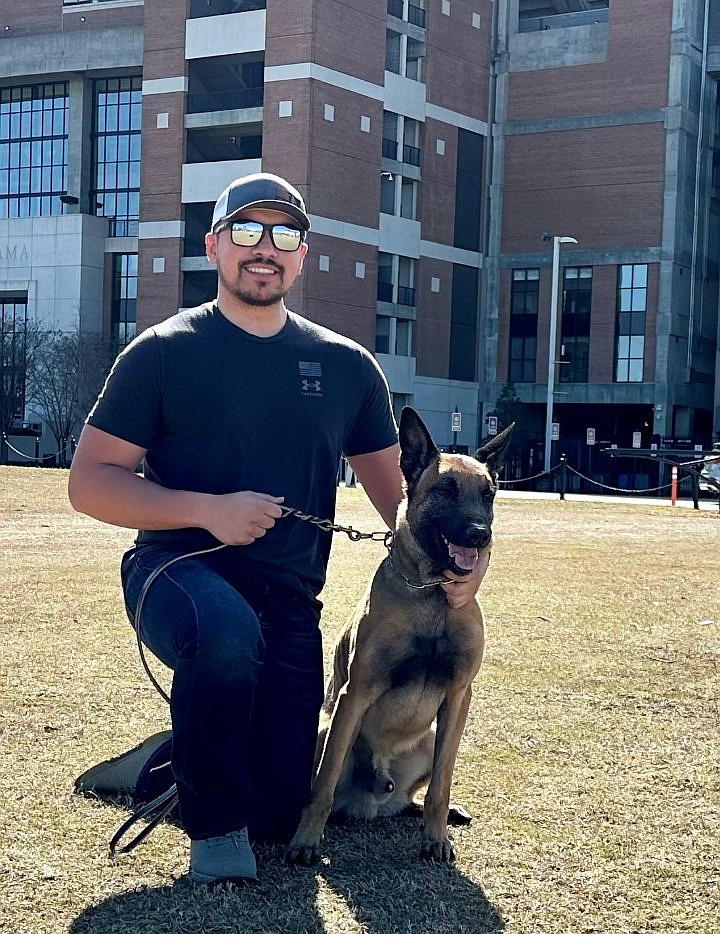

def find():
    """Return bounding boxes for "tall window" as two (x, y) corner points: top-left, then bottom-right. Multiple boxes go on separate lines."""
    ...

(92, 77), (142, 236)
(111, 254), (137, 345)
(615, 264), (646, 382)
(559, 266), (592, 383)
(375, 315), (412, 357)
(0, 82), (68, 218)
(508, 269), (539, 382)
(0, 296), (28, 426)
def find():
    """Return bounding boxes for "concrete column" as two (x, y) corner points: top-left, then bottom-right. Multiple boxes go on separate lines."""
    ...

(66, 77), (95, 215)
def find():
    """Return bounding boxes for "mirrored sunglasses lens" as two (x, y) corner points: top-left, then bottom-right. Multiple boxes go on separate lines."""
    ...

(271, 226), (302, 251)
(230, 222), (264, 246)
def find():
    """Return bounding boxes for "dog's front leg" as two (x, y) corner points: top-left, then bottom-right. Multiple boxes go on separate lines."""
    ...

(421, 685), (473, 862)
(287, 680), (376, 865)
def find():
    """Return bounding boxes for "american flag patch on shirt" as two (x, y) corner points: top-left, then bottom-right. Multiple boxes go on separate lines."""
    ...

(299, 361), (322, 377)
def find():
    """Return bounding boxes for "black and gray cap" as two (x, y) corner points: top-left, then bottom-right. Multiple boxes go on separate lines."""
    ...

(211, 173), (310, 233)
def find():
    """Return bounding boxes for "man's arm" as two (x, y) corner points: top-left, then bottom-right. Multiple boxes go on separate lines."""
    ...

(347, 443), (488, 609)
(346, 443), (403, 529)
(68, 425), (284, 546)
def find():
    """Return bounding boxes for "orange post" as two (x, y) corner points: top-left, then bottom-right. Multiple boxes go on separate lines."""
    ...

(671, 464), (678, 505)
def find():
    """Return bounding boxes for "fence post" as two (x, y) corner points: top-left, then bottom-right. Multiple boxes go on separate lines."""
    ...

(691, 468), (699, 510)
(34, 436), (40, 467)
(670, 464), (678, 506)
(559, 454), (567, 500)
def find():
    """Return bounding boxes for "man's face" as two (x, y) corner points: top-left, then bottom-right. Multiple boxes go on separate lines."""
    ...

(205, 207), (308, 308)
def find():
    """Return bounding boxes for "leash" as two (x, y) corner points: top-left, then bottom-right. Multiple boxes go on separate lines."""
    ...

(110, 506), (392, 857)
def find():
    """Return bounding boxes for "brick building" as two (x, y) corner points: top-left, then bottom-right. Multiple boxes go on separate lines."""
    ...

(1, 0), (718, 472)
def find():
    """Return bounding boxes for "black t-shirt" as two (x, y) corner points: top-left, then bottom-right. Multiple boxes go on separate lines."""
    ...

(87, 303), (397, 601)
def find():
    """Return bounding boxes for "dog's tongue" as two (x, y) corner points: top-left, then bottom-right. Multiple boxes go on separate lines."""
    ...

(447, 543), (479, 571)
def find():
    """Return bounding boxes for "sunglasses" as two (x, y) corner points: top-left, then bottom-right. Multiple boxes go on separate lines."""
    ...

(222, 220), (304, 252)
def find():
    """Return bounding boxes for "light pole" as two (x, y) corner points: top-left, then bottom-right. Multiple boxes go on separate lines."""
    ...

(543, 233), (577, 474)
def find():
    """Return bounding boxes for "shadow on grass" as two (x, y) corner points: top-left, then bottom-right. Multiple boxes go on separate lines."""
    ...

(67, 817), (504, 934)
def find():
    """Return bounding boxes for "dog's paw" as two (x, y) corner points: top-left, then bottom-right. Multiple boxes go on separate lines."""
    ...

(286, 840), (322, 866)
(420, 837), (456, 863)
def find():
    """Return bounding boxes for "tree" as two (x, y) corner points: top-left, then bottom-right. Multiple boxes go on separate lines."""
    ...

(0, 310), (46, 463)
(25, 328), (118, 465)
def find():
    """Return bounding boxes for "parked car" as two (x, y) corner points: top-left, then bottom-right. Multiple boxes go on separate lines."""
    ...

(700, 445), (720, 492)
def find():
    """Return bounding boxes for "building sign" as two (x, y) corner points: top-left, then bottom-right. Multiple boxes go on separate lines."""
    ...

(632, 431), (642, 449)
(487, 415), (497, 436)
(0, 243), (30, 264)
(551, 422), (560, 441)
(586, 427), (596, 446)
(451, 411), (462, 433)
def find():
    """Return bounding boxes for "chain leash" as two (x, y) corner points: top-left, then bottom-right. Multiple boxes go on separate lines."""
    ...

(280, 505), (395, 547)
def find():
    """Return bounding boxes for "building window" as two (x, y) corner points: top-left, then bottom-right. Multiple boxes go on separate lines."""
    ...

(380, 173), (418, 219)
(111, 254), (137, 346)
(508, 269), (539, 382)
(376, 252), (416, 307)
(0, 82), (68, 219)
(92, 77), (142, 237)
(0, 296), (28, 424)
(559, 266), (592, 383)
(615, 264), (646, 383)
(375, 315), (412, 357)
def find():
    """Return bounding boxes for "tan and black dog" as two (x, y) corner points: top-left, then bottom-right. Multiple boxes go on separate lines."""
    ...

(288, 406), (513, 864)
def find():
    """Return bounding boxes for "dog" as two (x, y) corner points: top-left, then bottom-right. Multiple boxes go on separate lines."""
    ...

(287, 406), (513, 864)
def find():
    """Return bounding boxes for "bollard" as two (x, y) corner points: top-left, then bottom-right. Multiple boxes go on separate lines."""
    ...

(670, 464), (678, 505)
(559, 454), (568, 500)
(34, 436), (40, 467)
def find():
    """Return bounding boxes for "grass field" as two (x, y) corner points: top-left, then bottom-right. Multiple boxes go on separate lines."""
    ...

(1, 465), (718, 934)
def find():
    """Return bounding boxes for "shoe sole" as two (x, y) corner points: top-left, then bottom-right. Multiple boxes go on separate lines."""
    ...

(189, 870), (258, 885)
(74, 730), (173, 794)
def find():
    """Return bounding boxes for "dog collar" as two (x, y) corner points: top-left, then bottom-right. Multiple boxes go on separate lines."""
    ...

(388, 551), (449, 590)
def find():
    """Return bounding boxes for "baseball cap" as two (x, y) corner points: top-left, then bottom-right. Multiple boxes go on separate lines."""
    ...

(211, 173), (310, 233)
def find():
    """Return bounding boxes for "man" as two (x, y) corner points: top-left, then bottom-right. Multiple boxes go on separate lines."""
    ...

(69, 173), (486, 885)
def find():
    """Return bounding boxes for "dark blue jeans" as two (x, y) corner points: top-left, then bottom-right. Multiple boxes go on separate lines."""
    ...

(121, 544), (324, 843)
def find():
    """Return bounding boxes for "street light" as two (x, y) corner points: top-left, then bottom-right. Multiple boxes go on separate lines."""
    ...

(543, 233), (578, 474)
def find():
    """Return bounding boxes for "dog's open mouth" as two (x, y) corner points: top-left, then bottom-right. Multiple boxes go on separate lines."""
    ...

(442, 536), (480, 572)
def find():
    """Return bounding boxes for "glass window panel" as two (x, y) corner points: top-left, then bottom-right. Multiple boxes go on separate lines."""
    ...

(579, 267), (592, 279)
(628, 358), (643, 382)
(617, 335), (629, 357)
(619, 265), (633, 288)
(629, 335), (644, 358)
(630, 312), (645, 335)
(375, 316), (391, 354)
(619, 289), (631, 312)
(631, 289), (646, 312)
(527, 268), (539, 280)
(616, 359), (629, 382)
(633, 264), (648, 288)
(396, 319), (411, 356)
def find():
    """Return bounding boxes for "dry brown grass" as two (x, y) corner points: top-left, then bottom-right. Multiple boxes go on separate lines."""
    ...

(0, 466), (718, 933)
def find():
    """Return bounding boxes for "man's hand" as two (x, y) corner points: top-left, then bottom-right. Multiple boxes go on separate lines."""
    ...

(203, 491), (285, 546)
(441, 550), (490, 609)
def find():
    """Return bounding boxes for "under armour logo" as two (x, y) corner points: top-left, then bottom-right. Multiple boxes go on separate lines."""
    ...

(302, 379), (322, 393)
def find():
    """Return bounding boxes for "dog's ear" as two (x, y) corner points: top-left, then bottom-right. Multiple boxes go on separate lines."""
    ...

(475, 423), (514, 478)
(399, 407), (439, 488)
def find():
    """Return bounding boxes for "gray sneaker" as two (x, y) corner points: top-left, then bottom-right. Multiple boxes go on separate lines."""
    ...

(190, 828), (258, 884)
(74, 731), (173, 795)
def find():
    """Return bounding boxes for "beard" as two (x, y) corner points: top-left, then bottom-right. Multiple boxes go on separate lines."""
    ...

(219, 261), (288, 307)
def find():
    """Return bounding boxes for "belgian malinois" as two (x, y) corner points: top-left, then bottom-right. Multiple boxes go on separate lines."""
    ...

(288, 407), (513, 864)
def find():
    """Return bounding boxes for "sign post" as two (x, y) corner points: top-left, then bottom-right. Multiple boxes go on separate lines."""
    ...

(451, 409), (461, 451)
